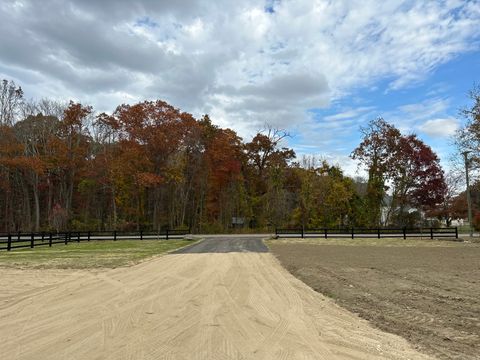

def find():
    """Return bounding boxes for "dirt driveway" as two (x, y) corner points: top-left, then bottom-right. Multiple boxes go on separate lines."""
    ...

(0, 236), (431, 359)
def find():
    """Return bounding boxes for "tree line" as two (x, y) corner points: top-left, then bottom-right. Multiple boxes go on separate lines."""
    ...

(452, 85), (480, 229)
(1, 79), (477, 233)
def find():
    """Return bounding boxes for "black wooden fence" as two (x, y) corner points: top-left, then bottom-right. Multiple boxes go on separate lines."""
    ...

(0, 229), (190, 251)
(275, 227), (458, 240)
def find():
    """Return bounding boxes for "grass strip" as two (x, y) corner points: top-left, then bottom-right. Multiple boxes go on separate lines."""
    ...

(0, 239), (196, 269)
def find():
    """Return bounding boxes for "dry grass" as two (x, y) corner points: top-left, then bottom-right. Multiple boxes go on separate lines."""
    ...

(0, 239), (196, 269)
(267, 237), (466, 247)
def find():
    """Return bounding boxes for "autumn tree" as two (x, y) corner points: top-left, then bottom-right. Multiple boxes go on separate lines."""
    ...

(244, 127), (295, 228)
(291, 159), (356, 228)
(426, 172), (462, 227)
(57, 102), (93, 225)
(386, 134), (446, 226)
(0, 125), (23, 230)
(95, 101), (189, 230)
(13, 114), (59, 230)
(0, 80), (452, 233)
(352, 118), (446, 227)
(291, 156), (317, 228)
(199, 118), (245, 230)
(351, 118), (401, 226)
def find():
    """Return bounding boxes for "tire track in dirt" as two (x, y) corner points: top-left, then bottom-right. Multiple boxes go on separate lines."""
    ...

(0, 251), (433, 359)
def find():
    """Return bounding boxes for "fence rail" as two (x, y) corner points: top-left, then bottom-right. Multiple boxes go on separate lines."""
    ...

(275, 227), (458, 240)
(0, 229), (191, 251)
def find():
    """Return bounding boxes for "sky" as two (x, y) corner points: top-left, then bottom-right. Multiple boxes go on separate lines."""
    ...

(1, 0), (479, 176)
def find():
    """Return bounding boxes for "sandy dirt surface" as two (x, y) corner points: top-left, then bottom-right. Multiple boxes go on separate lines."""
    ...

(269, 240), (480, 360)
(1, 249), (432, 359)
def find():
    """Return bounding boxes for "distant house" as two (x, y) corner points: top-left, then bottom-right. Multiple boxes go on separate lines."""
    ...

(380, 196), (425, 227)
(451, 218), (465, 227)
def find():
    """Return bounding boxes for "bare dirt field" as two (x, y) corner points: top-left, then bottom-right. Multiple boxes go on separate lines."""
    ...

(0, 238), (432, 359)
(267, 238), (480, 360)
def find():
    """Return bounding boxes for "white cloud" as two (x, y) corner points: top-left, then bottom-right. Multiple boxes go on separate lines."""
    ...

(294, 95), (458, 165)
(382, 97), (453, 134)
(323, 154), (365, 178)
(324, 107), (376, 122)
(0, 0), (479, 143)
(292, 149), (365, 178)
(418, 118), (460, 138)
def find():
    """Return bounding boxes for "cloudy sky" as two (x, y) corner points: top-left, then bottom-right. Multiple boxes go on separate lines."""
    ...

(1, 0), (479, 174)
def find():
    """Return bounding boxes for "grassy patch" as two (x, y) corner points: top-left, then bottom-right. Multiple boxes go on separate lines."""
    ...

(0, 240), (196, 269)
(266, 237), (469, 247)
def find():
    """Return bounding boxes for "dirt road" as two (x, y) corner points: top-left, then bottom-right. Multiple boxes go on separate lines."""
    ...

(0, 236), (431, 359)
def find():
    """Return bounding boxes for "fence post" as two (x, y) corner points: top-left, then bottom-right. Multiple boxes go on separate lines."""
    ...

(403, 227), (406, 240)
(114, 231), (117, 241)
(65, 232), (68, 245)
(77, 232), (80, 243)
(275, 228), (277, 237)
(301, 227), (304, 239)
(30, 233), (34, 248)
(88, 231), (91, 241)
(17, 231), (21, 242)
(455, 227), (458, 239)
(166, 228), (169, 241)
(324, 228), (327, 239)
(41, 231), (45, 242)
(377, 228), (381, 239)
(351, 227), (354, 239)
(430, 227), (433, 240)
(140, 230), (143, 241)
(49, 233), (52, 247)
(7, 234), (11, 251)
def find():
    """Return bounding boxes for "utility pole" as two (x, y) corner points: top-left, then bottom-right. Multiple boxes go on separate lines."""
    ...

(462, 151), (473, 237)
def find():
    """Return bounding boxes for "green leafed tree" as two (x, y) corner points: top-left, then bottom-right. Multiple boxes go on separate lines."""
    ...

(351, 118), (401, 226)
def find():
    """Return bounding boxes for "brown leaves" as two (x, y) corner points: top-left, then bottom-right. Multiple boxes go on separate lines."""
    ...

(352, 118), (447, 226)
(351, 117), (401, 174)
(135, 172), (163, 188)
(63, 101), (92, 129)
